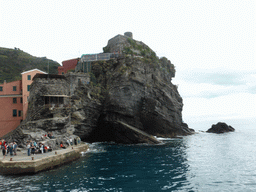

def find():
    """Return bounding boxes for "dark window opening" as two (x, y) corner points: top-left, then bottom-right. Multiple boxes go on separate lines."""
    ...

(13, 98), (17, 103)
(27, 85), (30, 91)
(28, 75), (31, 80)
(13, 86), (17, 91)
(44, 96), (64, 105)
(13, 109), (17, 117)
(0, 86), (2, 91)
(18, 110), (22, 117)
(20, 97), (23, 103)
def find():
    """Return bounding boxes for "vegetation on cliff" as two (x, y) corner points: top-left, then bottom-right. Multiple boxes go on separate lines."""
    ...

(0, 47), (60, 83)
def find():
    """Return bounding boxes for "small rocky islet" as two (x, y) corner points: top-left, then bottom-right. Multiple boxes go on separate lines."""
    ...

(207, 122), (235, 134)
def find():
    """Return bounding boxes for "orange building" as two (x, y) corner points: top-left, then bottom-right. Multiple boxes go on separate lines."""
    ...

(58, 58), (79, 75)
(0, 69), (46, 137)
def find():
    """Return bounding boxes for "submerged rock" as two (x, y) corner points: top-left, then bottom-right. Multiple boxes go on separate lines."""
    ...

(207, 122), (235, 133)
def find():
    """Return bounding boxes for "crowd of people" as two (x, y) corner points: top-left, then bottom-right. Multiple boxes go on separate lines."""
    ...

(0, 139), (18, 159)
(26, 140), (53, 156)
(1, 135), (82, 159)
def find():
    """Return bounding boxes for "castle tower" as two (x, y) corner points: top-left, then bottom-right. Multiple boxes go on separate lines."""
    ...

(124, 32), (133, 39)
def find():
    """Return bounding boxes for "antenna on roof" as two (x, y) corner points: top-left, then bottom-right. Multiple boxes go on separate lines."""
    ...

(48, 60), (49, 79)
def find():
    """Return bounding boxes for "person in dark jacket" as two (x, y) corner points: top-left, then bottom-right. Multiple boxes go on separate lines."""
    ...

(7, 143), (14, 156)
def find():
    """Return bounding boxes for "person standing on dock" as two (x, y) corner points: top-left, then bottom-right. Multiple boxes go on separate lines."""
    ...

(27, 142), (31, 156)
(31, 143), (36, 155)
(77, 137), (81, 144)
(13, 142), (17, 156)
(40, 143), (44, 154)
(2, 142), (7, 159)
(0, 140), (2, 151)
(7, 143), (13, 156)
(66, 138), (70, 146)
(1, 139), (6, 148)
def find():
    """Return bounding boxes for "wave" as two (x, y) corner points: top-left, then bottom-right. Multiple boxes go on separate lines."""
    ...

(80, 142), (107, 155)
(154, 136), (183, 141)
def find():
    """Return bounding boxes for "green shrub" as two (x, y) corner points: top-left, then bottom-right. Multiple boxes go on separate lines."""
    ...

(127, 38), (136, 47)
(103, 46), (110, 53)
(141, 50), (146, 57)
(123, 47), (134, 55)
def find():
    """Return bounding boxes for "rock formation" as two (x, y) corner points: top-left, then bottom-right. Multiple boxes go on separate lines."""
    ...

(4, 32), (194, 146)
(207, 122), (235, 133)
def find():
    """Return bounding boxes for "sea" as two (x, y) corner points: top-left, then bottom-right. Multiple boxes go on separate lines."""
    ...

(1, 120), (256, 192)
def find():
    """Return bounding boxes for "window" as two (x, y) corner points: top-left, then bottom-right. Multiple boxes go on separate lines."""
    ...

(27, 75), (31, 80)
(13, 109), (17, 117)
(18, 110), (22, 117)
(13, 98), (17, 103)
(62, 72), (64, 75)
(27, 85), (30, 91)
(20, 97), (23, 103)
(13, 86), (16, 91)
(0, 86), (2, 91)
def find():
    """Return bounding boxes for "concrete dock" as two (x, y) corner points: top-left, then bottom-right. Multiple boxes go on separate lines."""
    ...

(0, 143), (89, 175)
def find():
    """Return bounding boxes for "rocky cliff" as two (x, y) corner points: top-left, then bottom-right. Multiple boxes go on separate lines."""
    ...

(4, 33), (194, 146)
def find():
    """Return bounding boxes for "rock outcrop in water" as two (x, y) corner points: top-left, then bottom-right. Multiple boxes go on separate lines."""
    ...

(207, 122), (235, 133)
(4, 32), (194, 146)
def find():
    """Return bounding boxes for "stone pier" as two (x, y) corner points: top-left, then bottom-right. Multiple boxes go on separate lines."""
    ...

(0, 143), (89, 175)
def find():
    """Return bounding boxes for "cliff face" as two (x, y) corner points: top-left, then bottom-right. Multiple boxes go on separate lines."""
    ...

(4, 33), (194, 145)
(86, 56), (193, 143)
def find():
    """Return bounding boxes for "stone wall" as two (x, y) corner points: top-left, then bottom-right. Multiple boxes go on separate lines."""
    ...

(65, 72), (90, 95)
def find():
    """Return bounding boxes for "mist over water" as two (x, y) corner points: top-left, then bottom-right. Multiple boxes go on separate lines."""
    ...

(1, 123), (256, 192)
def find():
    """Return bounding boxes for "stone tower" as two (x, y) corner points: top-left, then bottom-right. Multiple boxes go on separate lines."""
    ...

(124, 32), (133, 39)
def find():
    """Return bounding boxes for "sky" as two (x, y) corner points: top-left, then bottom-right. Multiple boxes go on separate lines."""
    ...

(0, 0), (255, 130)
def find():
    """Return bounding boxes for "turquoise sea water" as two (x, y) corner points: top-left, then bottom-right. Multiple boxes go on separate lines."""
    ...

(1, 123), (256, 192)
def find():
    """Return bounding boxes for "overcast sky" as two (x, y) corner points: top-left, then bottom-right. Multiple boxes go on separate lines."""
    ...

(0, 0), (255, 130)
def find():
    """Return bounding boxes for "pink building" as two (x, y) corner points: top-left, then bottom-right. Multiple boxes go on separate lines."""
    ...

(0, 69), (46, 137)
